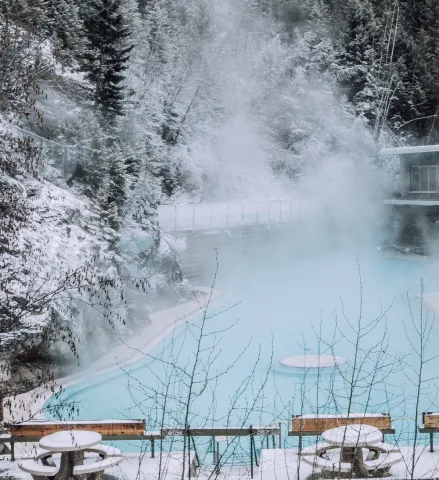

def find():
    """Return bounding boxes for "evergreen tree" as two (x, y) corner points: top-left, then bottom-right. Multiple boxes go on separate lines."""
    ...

(80, 0), (134, 124)
(399, 0), (439, 138)
(9, 0), (47, 33)
(55, 0), (80, 50)
(47, 0), (82, 63)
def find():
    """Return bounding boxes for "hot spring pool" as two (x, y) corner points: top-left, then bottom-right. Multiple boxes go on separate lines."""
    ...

(46, 250), (439, 450)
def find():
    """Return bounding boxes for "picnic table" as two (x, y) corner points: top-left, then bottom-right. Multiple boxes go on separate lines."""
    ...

(302, 423), (403, 477)
(19, 430), (123, 480)
(322, 424), (382, 476)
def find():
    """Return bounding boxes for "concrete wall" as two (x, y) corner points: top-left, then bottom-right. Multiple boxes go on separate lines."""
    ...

(389, 204), (439, 253)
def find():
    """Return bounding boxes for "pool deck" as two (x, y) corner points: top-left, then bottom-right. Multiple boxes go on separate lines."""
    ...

(3, 446), (439, 480)
(4, 286), (226, 424)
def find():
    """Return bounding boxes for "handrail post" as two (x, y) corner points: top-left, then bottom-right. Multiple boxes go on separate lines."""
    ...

(210, 203), (212, 229)
(64, 146), (67, 180)
(212, 436), (216, 465)
(215, 439), (220, 473)
(254, 435), (259, 467)
(250, 424), (253, 479)
(187, 425), (191, 480)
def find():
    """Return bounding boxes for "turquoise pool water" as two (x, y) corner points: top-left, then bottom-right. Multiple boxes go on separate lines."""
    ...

(47, 249), (439, 451)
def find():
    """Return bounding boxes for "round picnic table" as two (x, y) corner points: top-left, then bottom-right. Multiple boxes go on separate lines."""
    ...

(39, 430), (102, 480)
(39, 430), (102, 452)
(322, 424), (383, 477)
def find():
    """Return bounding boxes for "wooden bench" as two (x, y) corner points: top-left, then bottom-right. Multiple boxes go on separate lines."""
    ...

(7, 420), (146, 460)
(288, 414), (395, 451)
(418, 412), (439, 452)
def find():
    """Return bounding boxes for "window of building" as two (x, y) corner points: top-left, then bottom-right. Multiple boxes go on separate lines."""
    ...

(410, 165), (439, 192)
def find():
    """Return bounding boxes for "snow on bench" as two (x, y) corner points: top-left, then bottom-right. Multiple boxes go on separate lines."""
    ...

(73, 456), (123, 475)
(365, 452), (403, 472)
(370, 442), (400, 453)
(85, 444), (122, 457)
(290, 413), (395, 437)
(302, 455), (351, 473)
(19, 459), (60, 477)
(300, 442), (332, 456)
(297, 414), (391, 419)
(10, 419), (146, 438)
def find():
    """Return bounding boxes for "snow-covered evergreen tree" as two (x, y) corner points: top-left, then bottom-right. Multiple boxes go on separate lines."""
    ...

(50, 0), (82, 62)
(80, 0), (134, 125)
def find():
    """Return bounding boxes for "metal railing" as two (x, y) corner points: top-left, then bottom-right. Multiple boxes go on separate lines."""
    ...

(158, 199), (302, 232)
(4, 123), (110, 183)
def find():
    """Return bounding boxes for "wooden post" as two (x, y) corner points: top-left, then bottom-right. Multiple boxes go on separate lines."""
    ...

(430, 432), (434, 453)
(151, 438), (155, 458)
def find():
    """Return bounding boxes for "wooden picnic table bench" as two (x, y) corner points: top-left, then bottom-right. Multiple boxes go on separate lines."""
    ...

(4, 420), (147, 460)
(288, 413), (395, 451)
(418, 412), (439, 452)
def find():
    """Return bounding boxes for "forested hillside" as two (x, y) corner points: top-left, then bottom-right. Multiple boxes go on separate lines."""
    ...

(1, 0), (438, 389)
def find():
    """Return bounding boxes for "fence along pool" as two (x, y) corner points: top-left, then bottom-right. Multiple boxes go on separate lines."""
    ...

(158, 200), (303, 232)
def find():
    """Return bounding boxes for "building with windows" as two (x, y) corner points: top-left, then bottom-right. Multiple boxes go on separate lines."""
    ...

(382, 145), (439, 252)
(383, 145), (439, 202)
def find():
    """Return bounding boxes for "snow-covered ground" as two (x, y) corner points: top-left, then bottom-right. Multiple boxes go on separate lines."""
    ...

(259, 447), (439, 480)
(2, 446), (439, 480)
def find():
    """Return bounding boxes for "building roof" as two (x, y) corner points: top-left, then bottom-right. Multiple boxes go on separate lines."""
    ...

(381, 145), (439, 155)
(383, 199), (439, 206)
